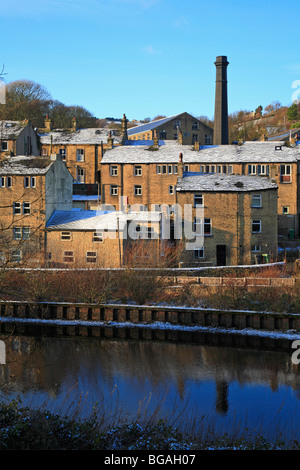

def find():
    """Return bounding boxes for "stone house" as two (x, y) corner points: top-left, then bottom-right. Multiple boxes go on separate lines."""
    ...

(175, 173), (278, 266)
(99, 139), (300, 240)
(0, 154), (73, 266)
(45, 210), (161, 268)
(127, 112), (213, 145)
(39, 117), (122, 185)
(0, 120), (39, 158)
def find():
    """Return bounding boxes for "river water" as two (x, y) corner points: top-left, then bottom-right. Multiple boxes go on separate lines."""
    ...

(0, 327), (300, 442)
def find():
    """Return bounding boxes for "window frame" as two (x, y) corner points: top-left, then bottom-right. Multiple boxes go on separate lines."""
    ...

(63, 251), (74, 263)
(86, 251), (97, 263)
(194, 194), (203, 207)
(252, 219), (261, 233)
(134, 165), (142, 176)
(23, 202), (31, 215)
(134, 185), (142, 196)
(61, 231), (71, 240)
(93, 231), (103, 243)
(76, 148), (85, 162)
(13, 202), (21, 215)
(194, 247), (204, 259)
(110, 165), (118, 176)
(110, 185), (118, 196)
(252, 194), (262, 208)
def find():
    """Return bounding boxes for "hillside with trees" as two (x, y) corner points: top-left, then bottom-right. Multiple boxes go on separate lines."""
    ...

(0, 80), (98, 129)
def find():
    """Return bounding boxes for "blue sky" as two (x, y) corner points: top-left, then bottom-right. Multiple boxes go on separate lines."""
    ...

(1, 0), (300, 121)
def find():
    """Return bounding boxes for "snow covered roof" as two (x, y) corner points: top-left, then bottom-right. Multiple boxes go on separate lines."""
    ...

(127, 112), (212, 136)
(176, 173), (278, 192)
(0, 156), (53, 175)
(46, 210), (161, 231)
(0, 120), (27, 140)
(39, 128), (120, 145)
(101, 140), (300, 164)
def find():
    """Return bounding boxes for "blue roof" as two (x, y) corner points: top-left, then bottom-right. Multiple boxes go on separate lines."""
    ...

(47, 209), (100, 227)
(124, 139), (165, 146)
(127, 114), (182, 135)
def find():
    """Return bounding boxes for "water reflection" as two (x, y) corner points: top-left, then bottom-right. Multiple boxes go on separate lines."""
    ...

(0, 332), (299, 439)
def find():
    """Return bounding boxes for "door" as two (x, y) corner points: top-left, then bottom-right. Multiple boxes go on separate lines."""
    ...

(216, 245), (226, 266)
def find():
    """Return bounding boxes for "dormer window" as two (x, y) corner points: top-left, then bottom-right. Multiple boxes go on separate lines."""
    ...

(1, 141), (8, 151)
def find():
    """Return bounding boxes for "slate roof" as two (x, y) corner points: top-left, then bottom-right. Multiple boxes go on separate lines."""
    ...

(0, 156), (53, 175)
(101, 140), (300, 164)
(176, 173), (278, 192)
(127, 114), (183, 136)
(0, 120), (27, 140)
(268, 128), (300, 141)
(46, 210), (161, 231)
(39, 128), (120, 145)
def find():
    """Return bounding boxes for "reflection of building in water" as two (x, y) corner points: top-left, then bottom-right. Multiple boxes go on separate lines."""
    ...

(0, 335), (299, 416)
(216, 380), (229, 415)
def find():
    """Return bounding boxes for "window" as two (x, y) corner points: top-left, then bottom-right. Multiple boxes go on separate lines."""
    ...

(194, 247), (204, 259)
(0, 177), (5, 187)
(283, 206), (289, 215)
(1, 141), (8, 151)
(211, 165), (215, 173)
(204, 218), (212, 235)
(6, 176), (12, 188)
(110, 165), (118, 176)
(134, 185), (142, 196)
(23, 202), (31, 214)
(146, 226), (155, 239)
(93, 232), (103, 243)
(192, 121), (199, 130)
(248, 165), (256, 175)
(228, 165), (233, 174)
(13, 227), (22, 240)
(61, 231), (71, 240)
(252, 245), (261, 252)
(13, 202), (21, 215)
(173, 119), (181, 129)
(200, 165), (205, 173)
(59, 148), (66, 160)
(134, 224), (142, 238)
(14, 227), (30, 239)
(252, 194), (262, 207)
(76, 149), (85, 161)
(110, 185), (118, 196)
(252, 219), (261, 233)
(156, 165), (161, 174)
(31, 177), (36, 188)
(193, 217), (202, 235)
(205, 134), (212, 144)
(86, 251), (97, 263)
(169, 185), (174, 194)
(22, 227), (30, 239)
(41, 148), (48, 156)
(63, 251), (74, 262)
(134, 165), (142, 176)
(76, 167), (85, 183)
(12, 250), (22, 263)
(168, 165), (173, 174)
(257, 164), (269, 175)
(173, 165), (178, 174)
(280, 165), (291, 183)
(162, 165), (167, 174)
(24, 176), (30, 188)
(184, 165), (189, 172)
(194, 194), (203, 207)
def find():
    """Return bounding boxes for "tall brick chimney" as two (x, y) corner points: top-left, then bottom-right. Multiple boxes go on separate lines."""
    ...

(213, 56), (229, 145)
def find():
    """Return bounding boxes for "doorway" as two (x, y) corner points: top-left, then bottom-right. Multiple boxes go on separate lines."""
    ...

(216, 245), (226, 266)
